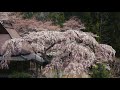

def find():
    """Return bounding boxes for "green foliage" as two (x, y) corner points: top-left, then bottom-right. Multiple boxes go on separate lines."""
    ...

(90, 63), (111, 78)
(8, 72), (32, 78)
(21, 12), (35, 19)
(48, 12), (65, 27)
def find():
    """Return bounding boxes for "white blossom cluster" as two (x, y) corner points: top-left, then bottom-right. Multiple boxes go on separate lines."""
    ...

(0, 29), (116, 77)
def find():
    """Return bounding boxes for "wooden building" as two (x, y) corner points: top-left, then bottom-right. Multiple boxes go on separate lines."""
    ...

(0, 23), (43, 77)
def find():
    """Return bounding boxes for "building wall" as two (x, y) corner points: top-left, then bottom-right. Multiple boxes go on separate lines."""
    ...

(0, 34), (11, 55)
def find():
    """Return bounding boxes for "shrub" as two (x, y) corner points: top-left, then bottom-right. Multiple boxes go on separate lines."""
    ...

(21, 12), (35, 19)
(90, 63), (111, 78)
(48, 12), (65, 27)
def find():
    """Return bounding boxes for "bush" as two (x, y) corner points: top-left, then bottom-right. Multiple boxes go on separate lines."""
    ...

(48, 12), (65, 27)
(21, 12), (35, 19)
(8, 72), (32, 78)
(90, 63), (111, 78)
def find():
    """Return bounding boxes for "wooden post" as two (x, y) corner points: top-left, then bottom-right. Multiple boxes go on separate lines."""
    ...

(29, 61), (33, 71)
(37, 63), (39, 78)
(35, 62), (39, 78)
(29, 61), (35, 78)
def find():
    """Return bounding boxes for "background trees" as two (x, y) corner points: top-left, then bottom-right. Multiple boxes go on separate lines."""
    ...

(64, 12), (120, 57)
